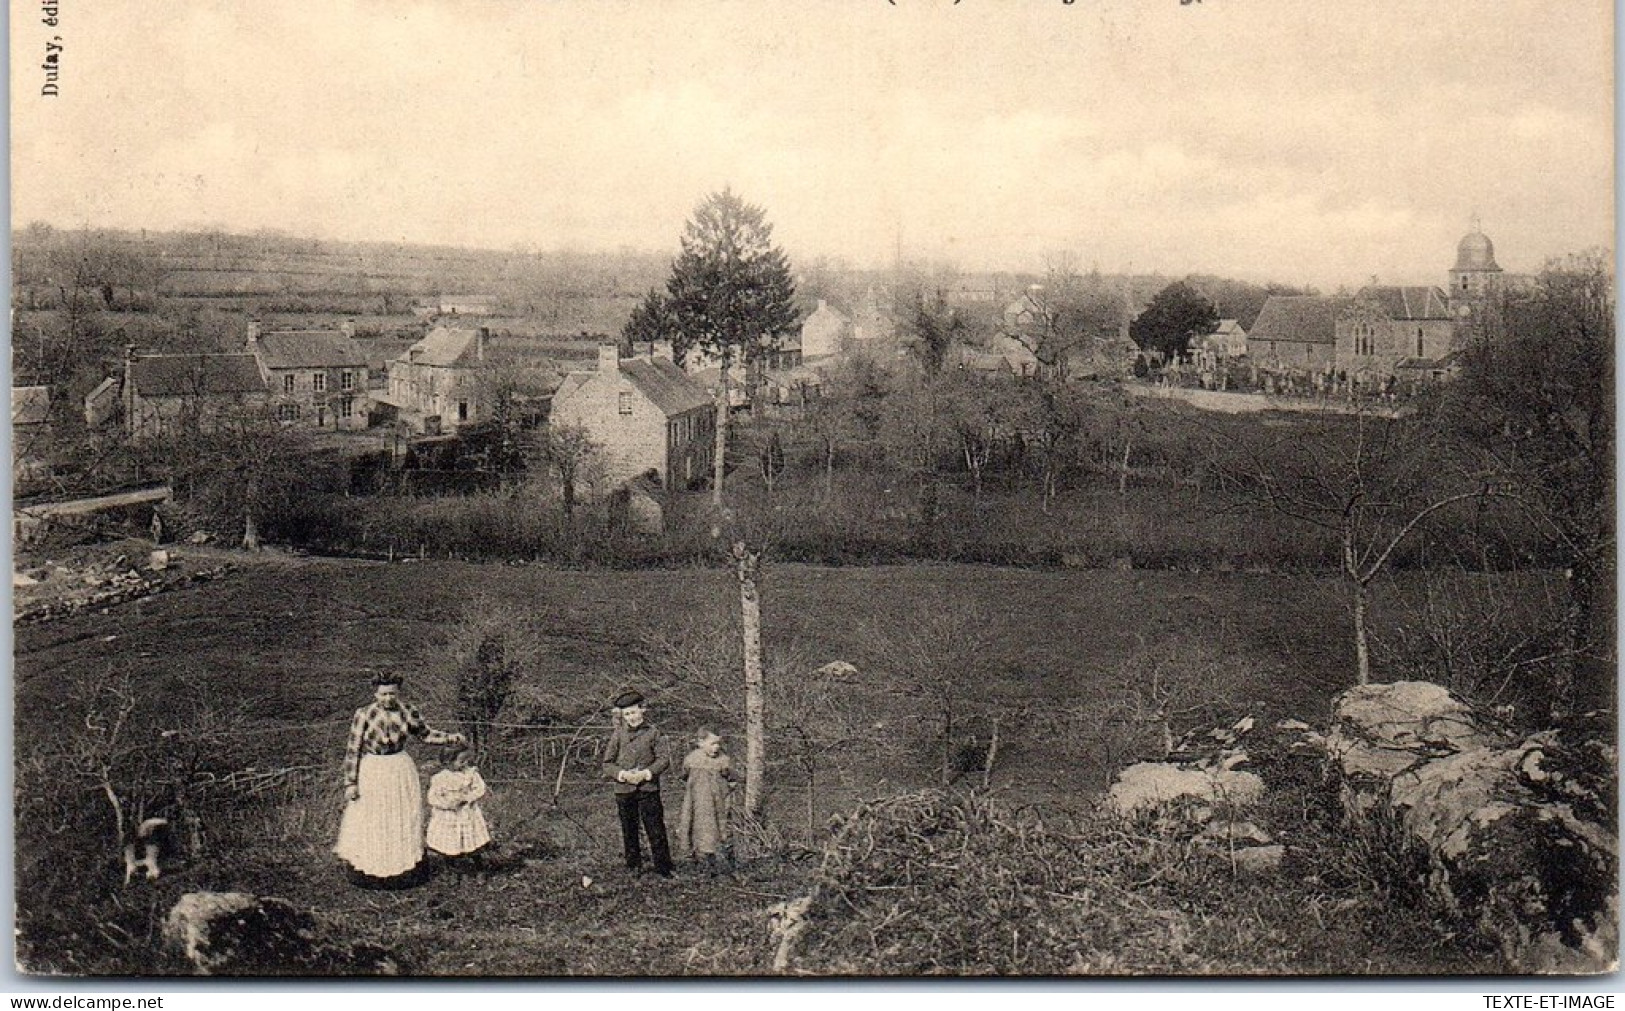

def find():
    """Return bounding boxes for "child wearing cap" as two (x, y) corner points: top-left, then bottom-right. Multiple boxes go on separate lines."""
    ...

(600, 689), (674, 878)
(425, 741), (492, 874)
(677, 728), (735, 875)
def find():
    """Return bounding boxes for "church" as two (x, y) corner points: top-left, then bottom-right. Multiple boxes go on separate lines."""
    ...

(1251, 223), (1520, 383)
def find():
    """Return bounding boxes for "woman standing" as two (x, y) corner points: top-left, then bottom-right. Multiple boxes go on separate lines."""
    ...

(335, 673), (463, 885)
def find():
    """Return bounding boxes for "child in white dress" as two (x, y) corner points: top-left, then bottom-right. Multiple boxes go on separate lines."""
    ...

(425, 743), (491, 873)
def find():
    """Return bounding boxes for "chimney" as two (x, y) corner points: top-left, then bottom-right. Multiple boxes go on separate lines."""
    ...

(341, 319), (356, 339)
(817, 298), (827, 311)
(598, 343), (621, 373)
(650, 340), (674, 363)
(246, 319), (260, 347)
(476, 326), (489, 361)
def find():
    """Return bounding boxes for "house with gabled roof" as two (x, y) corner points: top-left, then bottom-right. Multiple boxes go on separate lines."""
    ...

(548, 344), (715, 490)
(122, 349), (268, 439)
(246, 322), (370, 430)
(1246, 296), (1356, 373)
(800, 299), (852, 359)
(381, 325), (491, 433)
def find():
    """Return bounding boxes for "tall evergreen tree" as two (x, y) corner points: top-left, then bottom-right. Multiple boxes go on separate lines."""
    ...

(620, 287), (675, 353)
(661, 189), (798, 503)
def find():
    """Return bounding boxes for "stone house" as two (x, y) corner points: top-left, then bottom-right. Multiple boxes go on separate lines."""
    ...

(122, 350), (269, 439)
(549, 344), (715, 490)
(1245, 296), (1355, 373)
(247, 323), (370, 430)
(382, 326), (491, 433)
(800, 300), (852, 359)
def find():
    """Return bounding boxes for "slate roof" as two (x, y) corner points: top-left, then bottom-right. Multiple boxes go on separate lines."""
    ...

(1214, 318), (1247, 337)
(1355, 286), (1453, 321)
(621, 358), (712, 416)
(12, 386), (49, 426)
(255, 330), (368, 370)
(1247, 297), (1358, 345)
(129, 355), (267, 397)
(403, 327), (484, 368)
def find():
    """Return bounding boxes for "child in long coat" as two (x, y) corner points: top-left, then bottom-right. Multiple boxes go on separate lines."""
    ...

(677, 729), (735, 874)
(425, 743), (491, 872)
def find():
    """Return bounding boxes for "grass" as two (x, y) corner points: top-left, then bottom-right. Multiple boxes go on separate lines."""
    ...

(12, 552), (1551, 975)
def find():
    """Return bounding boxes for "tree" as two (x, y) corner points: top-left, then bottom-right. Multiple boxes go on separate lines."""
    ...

(880, 375), (952, 538)
(1014, 381), (1092, 515)
(1214, 405), (1496, 685)
(527, 423), (605, 521)
(901, 288), (962, 377)
(661, 189), (799, 505)
(794, 384), (861, 499)
(651, 613), (879, 848)
(1006, 266), (1126, 381)
(733, 542), (767, 821)
(1445, 251), (1615, 717)
(471, 362), (553, 480)
(941, 371), (1016, 504)
(853, 601), (1003, 788)
(1130, 280), (1219, 363)
(621, 287), (675, 352)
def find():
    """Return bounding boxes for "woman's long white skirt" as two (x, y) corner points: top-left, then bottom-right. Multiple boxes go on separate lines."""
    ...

(334, 752), (424, 878)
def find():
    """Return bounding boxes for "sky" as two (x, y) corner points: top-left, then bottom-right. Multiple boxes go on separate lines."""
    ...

(8, 0), (1615, 291)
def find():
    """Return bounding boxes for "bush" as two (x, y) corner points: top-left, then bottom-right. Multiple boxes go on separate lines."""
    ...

(782, 787), (1505, 975)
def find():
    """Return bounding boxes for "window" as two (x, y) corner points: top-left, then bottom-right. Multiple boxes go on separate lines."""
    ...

(340, 396), (354, 419)
(1416, 328), (1425, 357)
(341, 370), (355, 391)
(277, 403), (299, 422)
(312, 372), (326, 393)
(316, 406), (327, 427)
(283, 374), (296, 394)
(458, 401), (469, 422)
(618, 392), (633, 416)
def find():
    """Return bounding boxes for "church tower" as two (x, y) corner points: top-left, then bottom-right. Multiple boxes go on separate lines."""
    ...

(1447, 217), (1505, 315)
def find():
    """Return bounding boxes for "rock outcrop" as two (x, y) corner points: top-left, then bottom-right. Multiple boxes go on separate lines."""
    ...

(162, 891), (399, 976)
(1327, 681), (1617, 973)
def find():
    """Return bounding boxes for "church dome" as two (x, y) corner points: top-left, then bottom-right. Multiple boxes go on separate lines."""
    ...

(1453, 228), (1502, 272)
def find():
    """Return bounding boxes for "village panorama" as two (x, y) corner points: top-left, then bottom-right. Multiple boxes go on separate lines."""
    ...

(10, 203), (1615, 977)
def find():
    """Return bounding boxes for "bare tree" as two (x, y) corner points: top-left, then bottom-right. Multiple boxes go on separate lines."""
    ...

(527, 422), (606, 522)
(853, 601), (1004, 788)
(1212, 403), (1496, 684)
(733, 541), (767, 821)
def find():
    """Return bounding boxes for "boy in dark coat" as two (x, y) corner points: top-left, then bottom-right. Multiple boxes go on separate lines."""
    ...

(600, 689), (674, 878)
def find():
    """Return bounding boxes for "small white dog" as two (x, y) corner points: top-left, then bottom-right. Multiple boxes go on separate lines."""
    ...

(123, 817), (171, 884)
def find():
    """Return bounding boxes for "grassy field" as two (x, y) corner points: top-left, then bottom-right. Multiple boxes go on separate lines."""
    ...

(13, 552), (1523, 975)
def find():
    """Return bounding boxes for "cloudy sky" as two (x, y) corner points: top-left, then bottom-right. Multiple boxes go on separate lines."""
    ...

(9, 0), (1614, 290)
